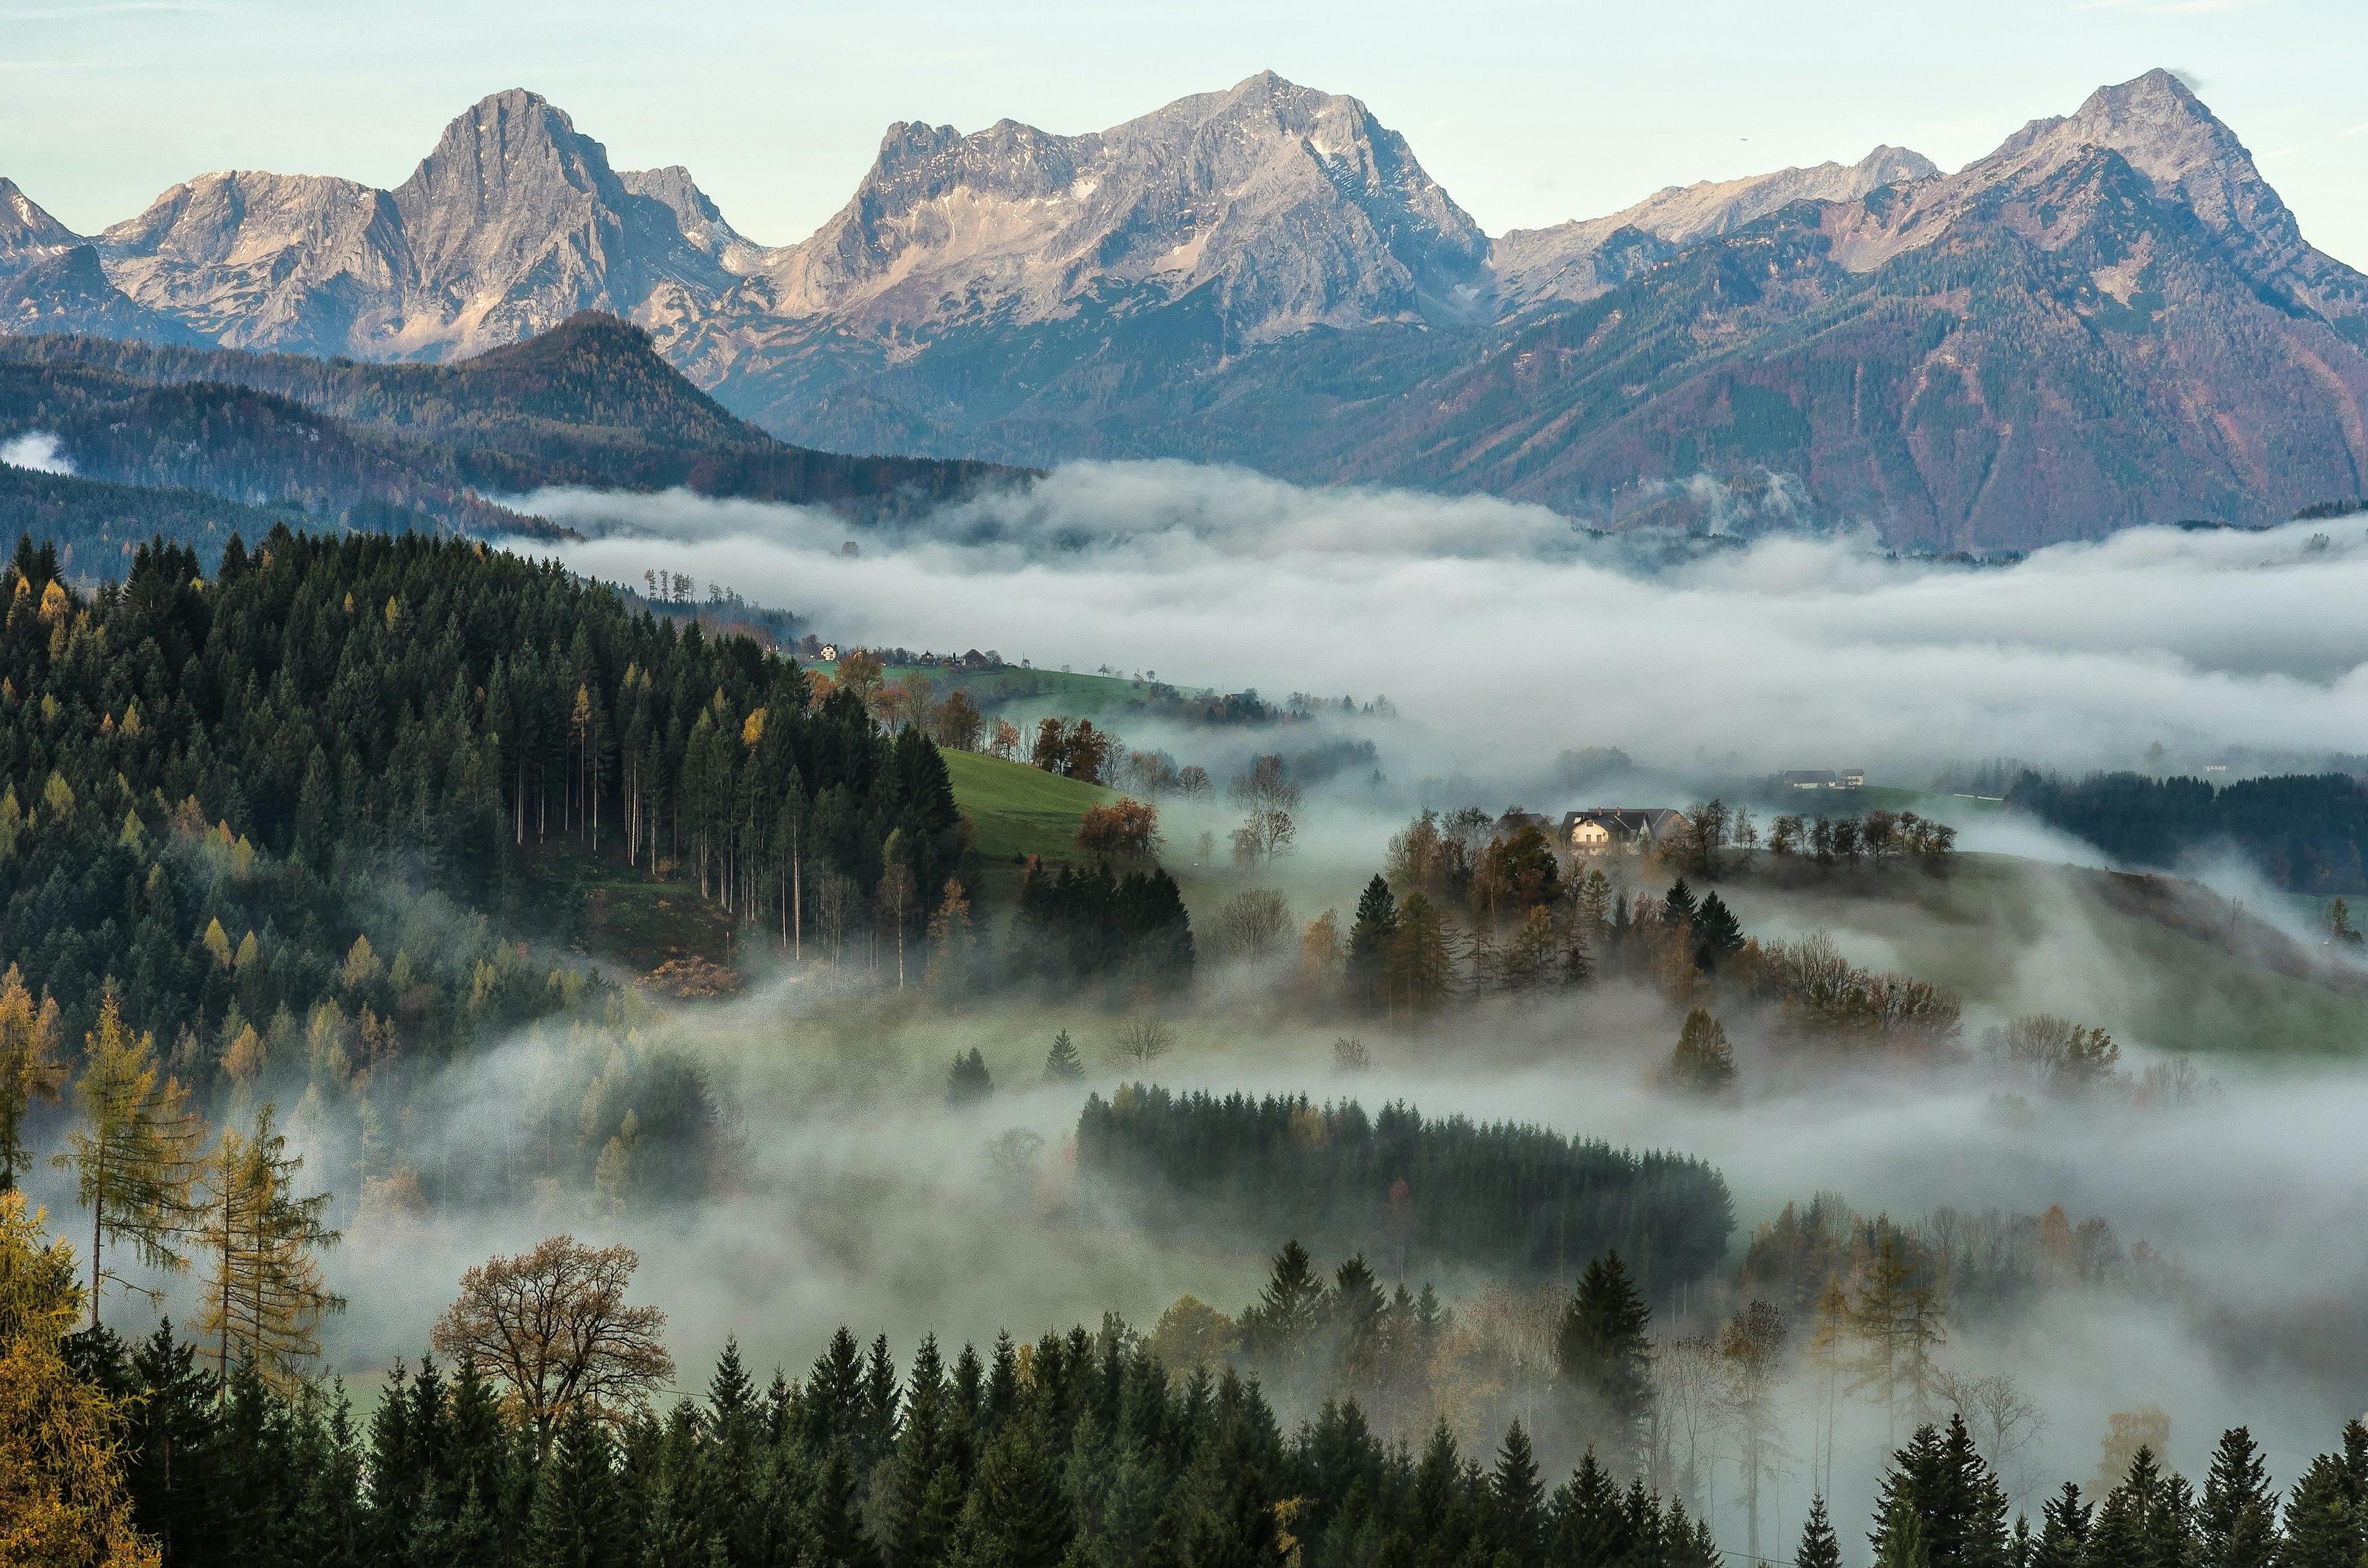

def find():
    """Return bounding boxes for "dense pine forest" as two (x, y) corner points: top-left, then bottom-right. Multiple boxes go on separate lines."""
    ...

(1075, 1090), (1734, 1295)
(0, 523), (986, 1070)
(10, 1192), (2366, 1568)
(2006, 771), (2368, 892)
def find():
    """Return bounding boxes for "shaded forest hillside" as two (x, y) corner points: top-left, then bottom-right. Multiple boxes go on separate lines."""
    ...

(0, 315), (1022, 527)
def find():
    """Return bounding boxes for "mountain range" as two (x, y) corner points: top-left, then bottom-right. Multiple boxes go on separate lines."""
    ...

(5, 70), (2366, 548)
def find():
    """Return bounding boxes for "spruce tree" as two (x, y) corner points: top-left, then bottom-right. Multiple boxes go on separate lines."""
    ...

(2034, 1483), (2092, 1568)
(1798, 1496), (1843, 1568)
(1552, 1451), (1629, 1568)
(1494, 1419), (1547, 1566)
(947, 1048), (993, 1107)
(961, 1419), (1074, 1568)
(1690, 892), (1745, 970)
(1669, 1008), (1736, 1091)
(2198, 1427), (2279, 1568)
(1347, 876), (1399, 1008)
(2276, 1450), (2362, 1568)
(1556, 1251), (1653, 1472)
(529, 1403), (623, 1568)
(1044, 1030), (1086, 1082)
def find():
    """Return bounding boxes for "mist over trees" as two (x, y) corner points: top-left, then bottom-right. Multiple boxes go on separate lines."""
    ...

(1074, 1086), (1735, 1294)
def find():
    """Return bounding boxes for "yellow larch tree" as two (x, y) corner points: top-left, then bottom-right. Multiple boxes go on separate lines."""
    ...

(0, 1191), (161, 1567)
(196, 1102), (345, 1394)
(51, 993), (208, 1327)
(0, 964), (65, 1192)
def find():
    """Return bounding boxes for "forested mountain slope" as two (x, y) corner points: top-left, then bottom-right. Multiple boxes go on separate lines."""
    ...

(0, 527), (965, 1105)
(0, 314), (1019, 511)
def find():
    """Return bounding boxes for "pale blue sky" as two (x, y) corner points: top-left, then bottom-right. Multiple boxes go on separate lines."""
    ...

(6, 0), (2365, 265)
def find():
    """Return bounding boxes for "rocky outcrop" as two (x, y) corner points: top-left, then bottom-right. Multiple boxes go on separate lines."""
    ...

(1491, 145), (1940, 307)
(0, 247), (210, 344)
(91, 90), (733, 360)
(0, 178), (81, 271)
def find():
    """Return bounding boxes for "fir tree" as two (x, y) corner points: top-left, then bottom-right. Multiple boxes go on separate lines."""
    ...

(1799, 1496), (1843, 1568)
(1494, 1418), (1548, 1566)
(1669, 1008), (1736, 1091)
(1347, 876), (1399, 1009)
(2198, 1427), (2279, 1568)
(1689, 892), (1745, 971)
(2034, 1483), (2093, 1568)
(947, 1048), (993, 1107)
(1044, 1030), (1085, 1082)
(1556, 1251), (1654, 1472)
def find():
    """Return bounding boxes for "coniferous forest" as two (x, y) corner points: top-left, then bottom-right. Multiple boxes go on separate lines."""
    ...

(1074, 1089), (1735, 1294)
(9, 1196), (2366, 1568)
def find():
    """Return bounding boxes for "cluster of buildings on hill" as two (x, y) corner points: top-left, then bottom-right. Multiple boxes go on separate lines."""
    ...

(1513, 768), (1870, 856)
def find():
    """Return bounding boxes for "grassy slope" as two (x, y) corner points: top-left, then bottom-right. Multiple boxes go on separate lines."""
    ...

(1720, 852), (2368, 1056)
(945, 750), (1120, 863)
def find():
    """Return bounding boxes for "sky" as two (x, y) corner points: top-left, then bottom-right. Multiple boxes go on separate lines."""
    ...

(6, 0), (2367, 266)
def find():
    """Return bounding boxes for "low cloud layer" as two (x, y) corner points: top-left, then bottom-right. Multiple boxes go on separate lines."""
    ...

(1, 431), (74, 475)
(517, 462), (2368, 781)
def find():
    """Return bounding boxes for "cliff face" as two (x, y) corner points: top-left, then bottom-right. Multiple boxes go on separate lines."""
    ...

(84, 91), (730, 360)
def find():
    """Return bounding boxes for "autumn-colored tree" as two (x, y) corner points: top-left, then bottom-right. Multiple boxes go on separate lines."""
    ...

(1720, 1299), (1790, 1558)
(1076, 797), (1162, 863)
(1669, 1008), (1736, 1091)
(195, 1102), (344, 1392)
(0, 963), (64, 1191)
(1297, 909), (1342, 1004)
(834, 649), (887, 714)
(1850, 1234), (1946, 1440)
(1387, 892), (1452, 1014)
(431, 1235), (675, 1461)
(925, 877), (974, 990)
(0, 1191), (162, 1568)
(54, 993), (207, 1326)
(934, 688), (985, 752)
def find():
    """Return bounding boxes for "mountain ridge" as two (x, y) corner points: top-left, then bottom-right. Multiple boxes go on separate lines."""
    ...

(4, 69), (2364, 544)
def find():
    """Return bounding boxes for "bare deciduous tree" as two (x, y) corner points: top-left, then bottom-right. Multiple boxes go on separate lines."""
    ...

(432, 1235), (674, 1461)
(1106, 1017), (1176, 1072)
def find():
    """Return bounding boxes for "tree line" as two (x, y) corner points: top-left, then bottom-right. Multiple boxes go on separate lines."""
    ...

(11, 1196), (2367, 1568)
(2005, 770), (2368, 893)
(1072, 1086), (1735, 1297)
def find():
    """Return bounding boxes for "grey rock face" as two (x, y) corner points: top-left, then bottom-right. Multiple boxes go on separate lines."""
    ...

(0, 178), (83, 273)
(680, 71), (1489, 351)
(1490, 146), (1942, 308)
(0, 245), (210, 343)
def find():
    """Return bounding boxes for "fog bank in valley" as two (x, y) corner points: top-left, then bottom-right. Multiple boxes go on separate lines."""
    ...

(519, 461), (2368, 781)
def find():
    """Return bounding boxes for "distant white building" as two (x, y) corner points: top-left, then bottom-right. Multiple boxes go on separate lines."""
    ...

(1559, 808), (1689, 856)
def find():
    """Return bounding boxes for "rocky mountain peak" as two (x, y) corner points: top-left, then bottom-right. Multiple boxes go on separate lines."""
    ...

(619, 166), (768, 274)
(0, 179), (81, 266)
(747, 72), (1487, 343)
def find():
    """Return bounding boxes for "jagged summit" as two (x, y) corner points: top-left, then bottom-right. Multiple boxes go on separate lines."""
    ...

(1492, 143), (1941, 306)
(730, 70), (1490, 341)
(0, 179), (81, 265)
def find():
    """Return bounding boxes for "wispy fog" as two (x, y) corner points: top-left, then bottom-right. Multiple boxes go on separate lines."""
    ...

(1, 430), (75, 475)
(514, 462), (2368, 779)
